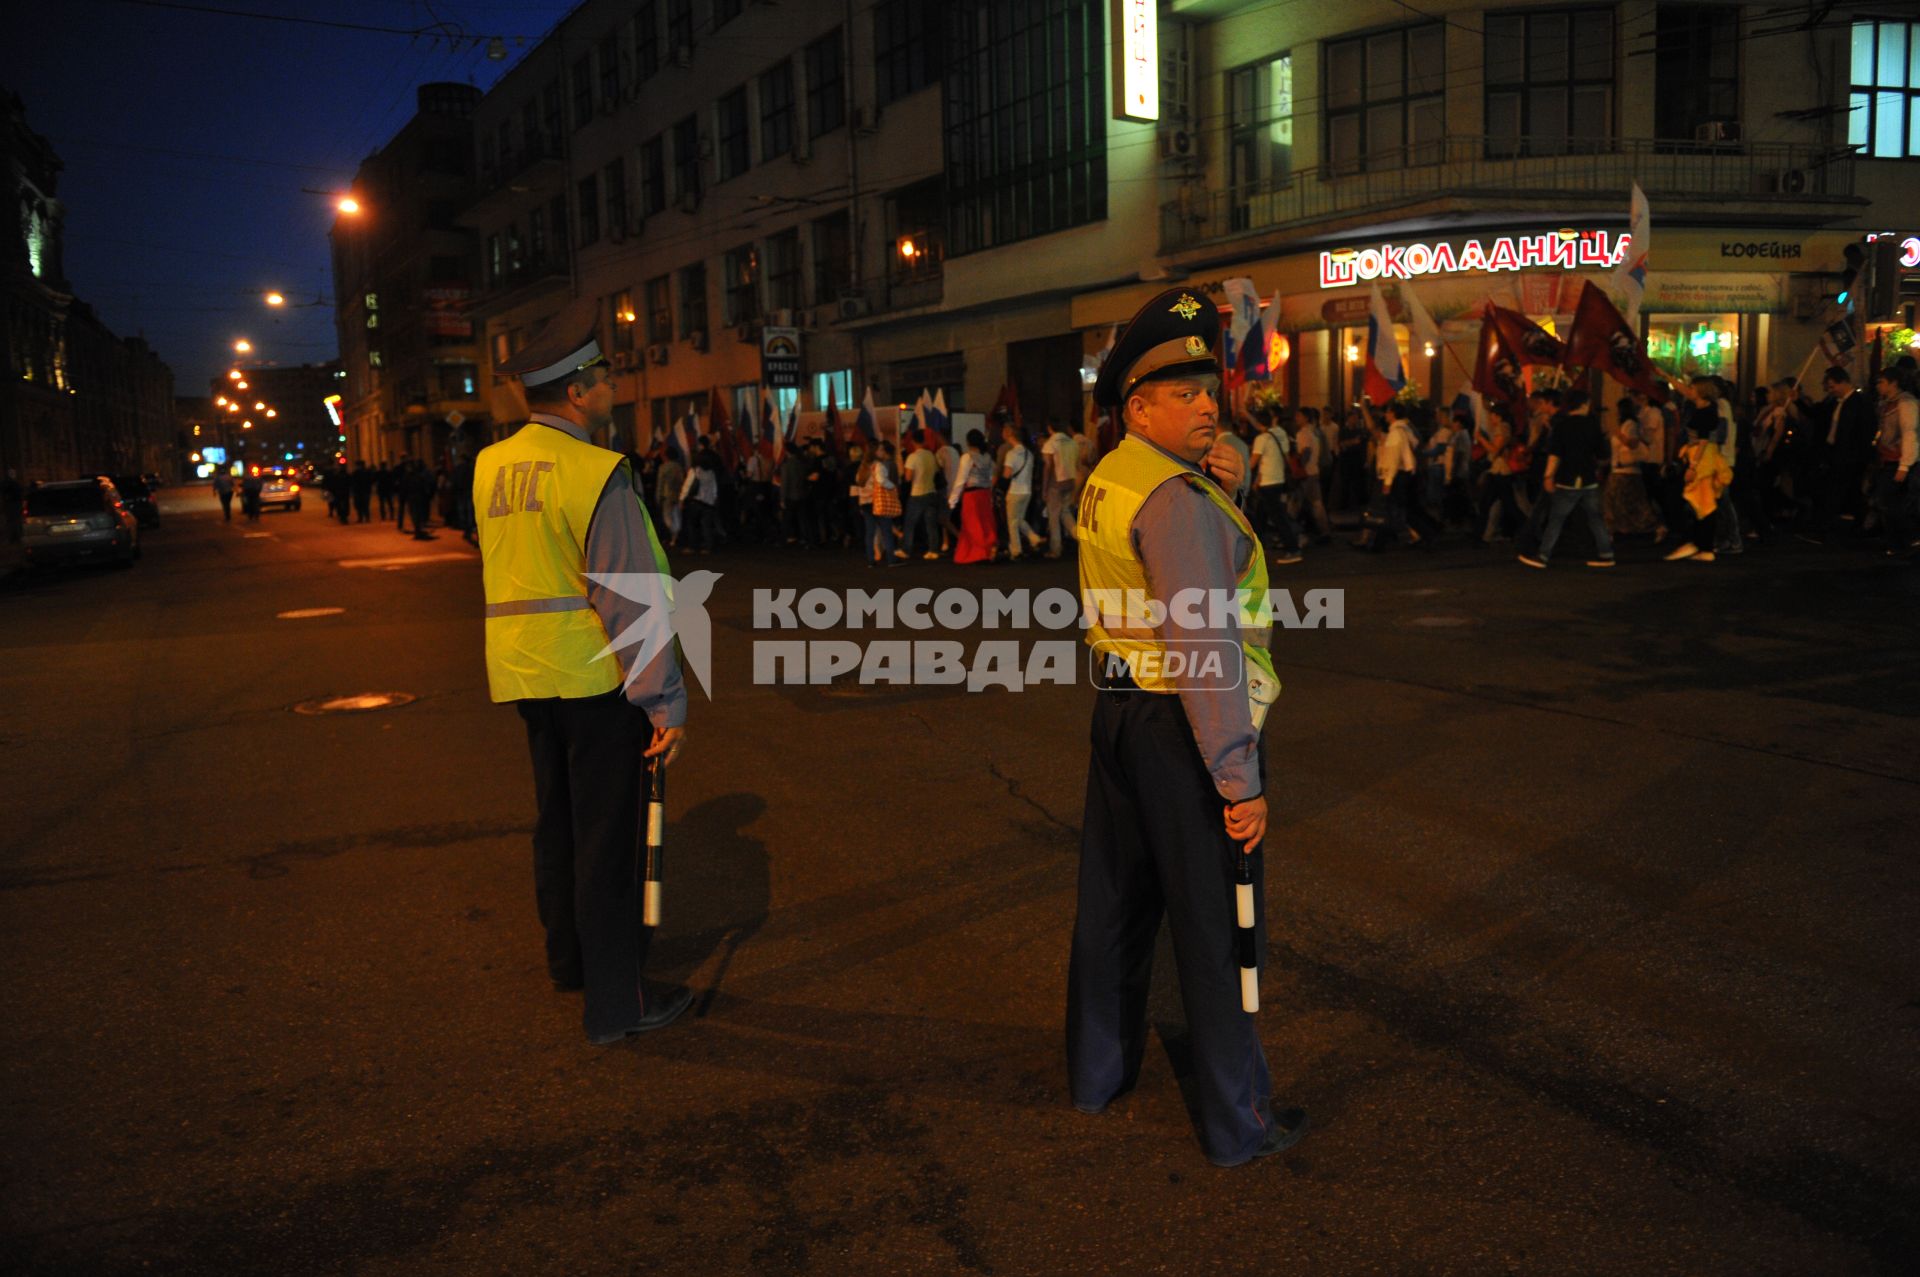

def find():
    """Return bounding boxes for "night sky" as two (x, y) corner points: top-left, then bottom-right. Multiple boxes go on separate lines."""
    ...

(6, 0), (577, 394)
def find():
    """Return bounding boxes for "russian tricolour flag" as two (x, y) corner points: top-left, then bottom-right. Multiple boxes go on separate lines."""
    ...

(854, 386), (878, 442)
(1363, 282), (1405, 405)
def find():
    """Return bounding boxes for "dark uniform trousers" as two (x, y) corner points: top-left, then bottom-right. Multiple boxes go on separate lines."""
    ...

(1068, 687), (1273, 1166)
(517, 690), (654, 1040)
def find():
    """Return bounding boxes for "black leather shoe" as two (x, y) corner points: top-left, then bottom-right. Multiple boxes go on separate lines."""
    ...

(589, 982), (693, 1044)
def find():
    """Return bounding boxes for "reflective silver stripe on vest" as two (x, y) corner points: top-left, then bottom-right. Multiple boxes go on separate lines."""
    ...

(484, 596), (592, 618)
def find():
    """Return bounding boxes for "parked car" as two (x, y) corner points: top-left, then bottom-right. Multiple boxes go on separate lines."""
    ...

(22, 477), (139, 568)
(257, 469), (302, 512)
(112, 474), (160, 528)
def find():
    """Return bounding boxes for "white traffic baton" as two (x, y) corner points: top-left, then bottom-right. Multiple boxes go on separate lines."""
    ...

(642, 758), (666, 927)
(1234, 846), (1258, 1013)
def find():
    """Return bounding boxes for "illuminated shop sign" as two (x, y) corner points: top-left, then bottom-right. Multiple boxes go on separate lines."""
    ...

(1319, 229), (1631, 288)
(1111, 0), (1157, 121)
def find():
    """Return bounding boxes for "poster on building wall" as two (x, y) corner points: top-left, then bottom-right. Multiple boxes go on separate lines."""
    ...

(424, 287), (472, 339)
(1643, 272), (1787, 314)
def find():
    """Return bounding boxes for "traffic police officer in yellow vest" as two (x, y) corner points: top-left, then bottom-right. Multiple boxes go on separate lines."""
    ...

(1067, 287), (1308, 1165)
(477, 298), (692, 1044)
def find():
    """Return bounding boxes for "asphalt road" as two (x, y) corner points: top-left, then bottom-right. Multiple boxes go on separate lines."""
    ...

(1, 484), (1915, 1276)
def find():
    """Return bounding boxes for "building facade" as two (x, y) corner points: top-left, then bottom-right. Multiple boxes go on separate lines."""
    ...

(2, 88), (175, 484)
(437, 0), (1917, 452)
(330, 83), (487, 469)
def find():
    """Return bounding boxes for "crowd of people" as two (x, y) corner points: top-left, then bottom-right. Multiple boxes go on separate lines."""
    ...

(306, 456), (480, 544)
(620, 355), (1919, 571)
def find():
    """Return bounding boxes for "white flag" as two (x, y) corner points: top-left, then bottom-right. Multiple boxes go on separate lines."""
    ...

(1400, 281), (1442, 350)
(1221, 277), (1261, 361)
(1614, 182), (1650, 330)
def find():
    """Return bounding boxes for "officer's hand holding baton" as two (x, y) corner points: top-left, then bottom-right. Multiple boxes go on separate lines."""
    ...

(640, 727), (685, 927)
(1225, 795), (1267, 1013)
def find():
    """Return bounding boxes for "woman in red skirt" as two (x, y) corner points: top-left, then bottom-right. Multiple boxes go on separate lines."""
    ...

(948, 429), (998, 564)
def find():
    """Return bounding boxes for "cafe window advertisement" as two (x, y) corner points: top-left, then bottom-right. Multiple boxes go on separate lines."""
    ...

(1647, 313), (1738, 380)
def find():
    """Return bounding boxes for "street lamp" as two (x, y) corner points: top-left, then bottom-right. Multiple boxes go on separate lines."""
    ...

(264, 291), (285, 307)
(234, 338), (252, 354)
(336, 195), (362, 216)
(227, 369), (242, 381)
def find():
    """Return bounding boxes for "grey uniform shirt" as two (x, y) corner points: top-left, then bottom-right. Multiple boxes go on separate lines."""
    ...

(1128, 434), (1262, 803)
(531, 414), (687, 730)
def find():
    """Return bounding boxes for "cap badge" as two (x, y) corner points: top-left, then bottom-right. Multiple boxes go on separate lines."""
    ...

(1184, 335), (1209, 357)
(1170, 293), (1202, 320)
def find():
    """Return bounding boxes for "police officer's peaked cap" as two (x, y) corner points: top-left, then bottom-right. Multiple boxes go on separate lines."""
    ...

(498, 295), (606, 387)
(1093, 287), (1223, 409)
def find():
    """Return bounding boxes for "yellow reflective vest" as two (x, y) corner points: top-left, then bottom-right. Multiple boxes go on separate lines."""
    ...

(475, 421), (634, 702)
(1076, 433), (1277, 696)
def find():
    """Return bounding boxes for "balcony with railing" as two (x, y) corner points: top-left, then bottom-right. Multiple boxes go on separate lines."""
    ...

(1162, 136), (1859, 255)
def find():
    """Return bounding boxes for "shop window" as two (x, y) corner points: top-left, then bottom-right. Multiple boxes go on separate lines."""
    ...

(1485, 9), (1613, 157)
(1647, 314), (1738, 380)
(1849, 19), (1920, 157)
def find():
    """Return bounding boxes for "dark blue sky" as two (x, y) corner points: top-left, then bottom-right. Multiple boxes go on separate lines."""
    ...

(6, 0), (577, 394)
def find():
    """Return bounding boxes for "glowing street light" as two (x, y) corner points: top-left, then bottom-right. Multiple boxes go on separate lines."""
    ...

(236, 380), (248, 390)
(337, 195), (362, 216)
(265, 409), (278, 418)
(242, 420), (254, 429)
(898, 237), (918, 260)
(214, 395), (227, 406)
(227, 369), (242, 381)
(233, 339), (252, 354)
(253, 401), (266, 411)
(264, 291), (286, 307)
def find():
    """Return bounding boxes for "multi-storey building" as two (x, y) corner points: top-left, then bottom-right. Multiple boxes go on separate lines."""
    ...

(330, 83), (487, 468)
(447, 1), (1918, 450)
(3, 88), (175, 483)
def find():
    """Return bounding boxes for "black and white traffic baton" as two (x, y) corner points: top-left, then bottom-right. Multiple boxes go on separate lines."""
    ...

(1234, 847), (1258, 1013)
(642, 757), (666, 927)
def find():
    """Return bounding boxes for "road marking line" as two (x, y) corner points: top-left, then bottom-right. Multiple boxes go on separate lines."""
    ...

(337, 553), (476, 569)
(278, 607), (345, 619)
(243, 532), (274, 539)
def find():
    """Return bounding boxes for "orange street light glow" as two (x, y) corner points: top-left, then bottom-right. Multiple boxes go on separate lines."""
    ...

(227, 370), (242, 381)
(264, 291), (285, 306)
(265, 409), (278, 418)
(337, 195), (362, 215)
(234, 339), (252, 353)
(236, 381), (248, 390)
(253, 402), (265, 411)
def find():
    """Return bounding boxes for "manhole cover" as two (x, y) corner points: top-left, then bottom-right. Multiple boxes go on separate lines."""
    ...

(292, 692), (417, 715)
(1403, 614), (1479, 629)
(277, 607), (345, 619)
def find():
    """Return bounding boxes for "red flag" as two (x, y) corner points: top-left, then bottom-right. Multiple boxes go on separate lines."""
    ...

(707, 387), (735, 469)
(1473, 313), (1529, 426)
(1488, 306), (1563, 367)
(822, 399), (842, 461)
(1561, 281), (1669, 404)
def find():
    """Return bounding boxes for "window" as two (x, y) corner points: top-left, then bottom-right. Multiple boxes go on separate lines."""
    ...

(577, 174), (600, 245)
(1653, 5), (1737, 144)
(1486, 9), (1613, 157)
(441, 364), (478, 397)
(806, 29), (846, 138)
(543, 79), (565, 152)
(717, 85), (751, 179)
(646, 274), (673, 342)
(640, 135), (667, 214)
(505, 223), (523, 273)
(1325, 23), (1444, 173)
(887, 178), (944, 288)
(813, 210), (851, 301)
(724, 243), (761, 324)
(599, 33), (620, 108)
(572, 54), (594, 128)
(673, 114), (701, 200)
(812, 369), (853, 411)
(760, 61), (795, 160)
(528, 206), (548, 264)
(1227, 55), (1292, 230)
(634, 2), (660, 84)
(611, 289), (636, 350)
(426, 199), (458, 231)
(605, 158), (629, 235)
(714, 0), (742, 27)
(666, 0), (693, 55)
(521, 100), (542, 161)
(766, 228), (802, 311)
(875, 0), (938, 107)
(679, 261), (708, 336)
(480, 133), (497, 186)
(487, 233), (503, 282)
(943, 0), (1108, 255)
(495, 119), (514, 174)
(1849, 19), (1920, 157)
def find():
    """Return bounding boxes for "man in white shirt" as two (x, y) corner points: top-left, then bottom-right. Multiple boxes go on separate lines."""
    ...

(1247, 408), (1301, 564)
(903, 437), (943, 559)
(1871, 367), (1918, 556)
(1287, 407), (1332, 542)
(1039, 419), (1082, 558)
(1000, 422), (1044, 559)
(1353, 402), (1419, 550)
